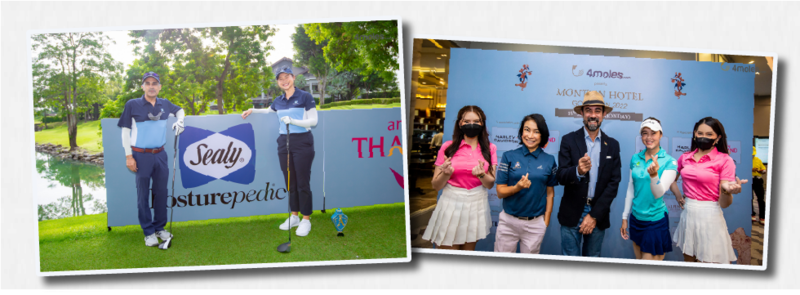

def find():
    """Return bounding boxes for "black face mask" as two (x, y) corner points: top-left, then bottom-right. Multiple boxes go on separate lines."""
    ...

(461, 123), (483, 138)
(694, 137), (716, 151)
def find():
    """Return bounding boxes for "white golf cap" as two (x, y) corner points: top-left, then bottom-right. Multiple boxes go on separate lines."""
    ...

(640, 118), (662, 134)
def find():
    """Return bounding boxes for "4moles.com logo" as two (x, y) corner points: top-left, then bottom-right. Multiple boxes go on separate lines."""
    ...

(721, 62), (759, 73)
(572, 65), (631, 79)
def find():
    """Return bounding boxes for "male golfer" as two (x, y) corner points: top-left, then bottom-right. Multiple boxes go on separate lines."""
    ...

(118, 72), (185, 247)
(242, 67), (318, 237)
(555, 90), (621, 256)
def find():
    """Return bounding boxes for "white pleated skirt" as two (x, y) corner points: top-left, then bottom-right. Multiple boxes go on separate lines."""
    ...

(672, 197), (737, 264)
(421, 184), (492, 246)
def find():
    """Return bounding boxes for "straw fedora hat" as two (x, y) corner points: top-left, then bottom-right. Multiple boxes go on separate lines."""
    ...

(574, 91), (613, 114)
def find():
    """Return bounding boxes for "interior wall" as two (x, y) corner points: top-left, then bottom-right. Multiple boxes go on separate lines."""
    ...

(754, 95), (772, 137)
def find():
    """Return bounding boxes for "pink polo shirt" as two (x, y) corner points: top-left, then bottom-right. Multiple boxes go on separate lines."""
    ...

(435, 140), (498, 190)
(677, 147), (736, 202)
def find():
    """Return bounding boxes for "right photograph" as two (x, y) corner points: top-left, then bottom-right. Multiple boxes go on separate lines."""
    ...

(407, 37), (776, 270)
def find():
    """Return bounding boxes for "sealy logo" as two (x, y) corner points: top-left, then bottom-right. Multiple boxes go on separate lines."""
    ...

(179, 123), (256, 188)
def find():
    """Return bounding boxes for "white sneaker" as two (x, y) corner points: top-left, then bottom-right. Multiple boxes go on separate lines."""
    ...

(144, 234), (159, 247)
(156, 230), (172, 241)
(279, 215), (301, 230)
(296, 219), (311, 237)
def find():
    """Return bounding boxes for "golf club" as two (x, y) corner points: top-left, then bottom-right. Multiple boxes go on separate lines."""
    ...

(158, 134), (178, 250)
(277, 123), (292, 253)
(321, 118), (326, 214)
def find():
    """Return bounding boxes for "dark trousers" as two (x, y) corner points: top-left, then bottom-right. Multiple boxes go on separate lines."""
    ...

(277, 132), (315, 216)
(132, 150), (169, 236)
(752, 177), (766, 220)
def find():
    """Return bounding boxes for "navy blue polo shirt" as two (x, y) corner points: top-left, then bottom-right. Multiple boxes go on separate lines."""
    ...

(496, 146), (558, 217)
(117, 96), (182, 149)
(271, 87), (316, 134)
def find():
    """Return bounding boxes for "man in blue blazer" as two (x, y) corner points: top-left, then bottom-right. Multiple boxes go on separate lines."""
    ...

(555, 91), (621, 257)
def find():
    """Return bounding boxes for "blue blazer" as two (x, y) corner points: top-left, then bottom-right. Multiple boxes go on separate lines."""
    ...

(555, 127), (622, 230)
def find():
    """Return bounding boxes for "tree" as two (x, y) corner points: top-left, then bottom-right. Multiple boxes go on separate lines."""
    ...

(326, 69), (362, 101)
(158, 28), (218, 115)
(31, 32), (122, 151)
(294, 74), (308, 91)
(200, 26), (276, 114)
(303, 20), (399, 82)
(293, 25), (331, 106)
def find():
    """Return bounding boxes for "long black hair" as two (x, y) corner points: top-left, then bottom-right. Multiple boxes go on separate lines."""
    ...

(444, 105), (494, 176)
(518, 113), (550, 149)
(690, 117), (729, 153)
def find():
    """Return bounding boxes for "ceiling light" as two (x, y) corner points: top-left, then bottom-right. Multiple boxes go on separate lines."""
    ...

(442, 54), (447, 57)
(756, 72), (760, 75)
(436, 57), (441, 59)
(749, 61), (754, 64)
(422, 82), (426, 84)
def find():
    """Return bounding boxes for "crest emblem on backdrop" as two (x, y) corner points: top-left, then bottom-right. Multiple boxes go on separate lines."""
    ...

(515, 64), (533, 91)
(672, 72), (687, 98)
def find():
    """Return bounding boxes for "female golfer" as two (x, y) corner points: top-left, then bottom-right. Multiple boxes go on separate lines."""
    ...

(493, 114), (557, 254)
(620, 117), (677, 260)
(242, 67), (317, 237)
(422, 105), (497, 250)
(672, 117), (747, 263)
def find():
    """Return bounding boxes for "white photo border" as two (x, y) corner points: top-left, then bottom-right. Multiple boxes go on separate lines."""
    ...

(28, 16), (411, 277)
(409, 34), (777, 272)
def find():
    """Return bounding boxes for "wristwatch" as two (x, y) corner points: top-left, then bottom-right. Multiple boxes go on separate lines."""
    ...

(477, 172), (486, 179)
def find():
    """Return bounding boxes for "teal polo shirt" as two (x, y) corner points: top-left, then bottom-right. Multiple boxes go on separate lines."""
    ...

(630, 147), (678, 222)
(496, 146), (558, 217)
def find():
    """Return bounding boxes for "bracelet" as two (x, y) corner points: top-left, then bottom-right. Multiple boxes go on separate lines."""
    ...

(477, 173), (486, 179)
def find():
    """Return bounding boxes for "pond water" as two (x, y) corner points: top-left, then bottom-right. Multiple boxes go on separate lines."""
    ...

(34, 152), (106, 221)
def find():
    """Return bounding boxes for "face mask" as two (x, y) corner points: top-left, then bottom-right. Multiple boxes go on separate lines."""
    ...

(694, 137), (715, 150)
(460, 123), (482, 138)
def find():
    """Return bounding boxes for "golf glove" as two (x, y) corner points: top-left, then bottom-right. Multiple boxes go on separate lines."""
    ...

(172, 119), (184, 135)
(280, 116), (293, 125)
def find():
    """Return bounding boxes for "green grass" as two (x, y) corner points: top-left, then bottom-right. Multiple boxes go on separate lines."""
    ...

(34, 120), (103, 153)
(38, 203), (408, 272)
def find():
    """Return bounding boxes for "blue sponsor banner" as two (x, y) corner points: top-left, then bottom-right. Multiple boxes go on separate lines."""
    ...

(102, 108), (406, 227)
(445, 48), (755, 263)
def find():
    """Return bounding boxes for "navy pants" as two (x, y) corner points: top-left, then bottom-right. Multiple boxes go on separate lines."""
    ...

(277, 132), (315, 216)
(132, 149), (169, 236)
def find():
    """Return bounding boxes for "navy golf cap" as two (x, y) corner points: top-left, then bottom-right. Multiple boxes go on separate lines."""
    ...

(275, 67), (293, 79)
(142, 72), (160, 84)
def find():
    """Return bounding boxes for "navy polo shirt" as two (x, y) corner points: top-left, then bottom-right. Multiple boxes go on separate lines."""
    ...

(496, 146), (558, 217)
(117, 96), (182, 149)
(271, 87), (316, 134)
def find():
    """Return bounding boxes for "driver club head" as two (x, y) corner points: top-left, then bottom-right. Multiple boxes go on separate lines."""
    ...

(158, 238), (172, 250)
(277, 242), (291, 253)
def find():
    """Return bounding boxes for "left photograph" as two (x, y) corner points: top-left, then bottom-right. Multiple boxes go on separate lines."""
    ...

(30, 17), (409, 275)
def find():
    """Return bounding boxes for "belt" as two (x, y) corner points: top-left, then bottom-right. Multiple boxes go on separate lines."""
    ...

(507, 213), (543, 221)
(132, 146), (164, 154)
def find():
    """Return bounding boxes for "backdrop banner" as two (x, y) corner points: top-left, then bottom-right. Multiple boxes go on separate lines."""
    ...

(443, 48), (755, 263)
(102, 108), (406, 227)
